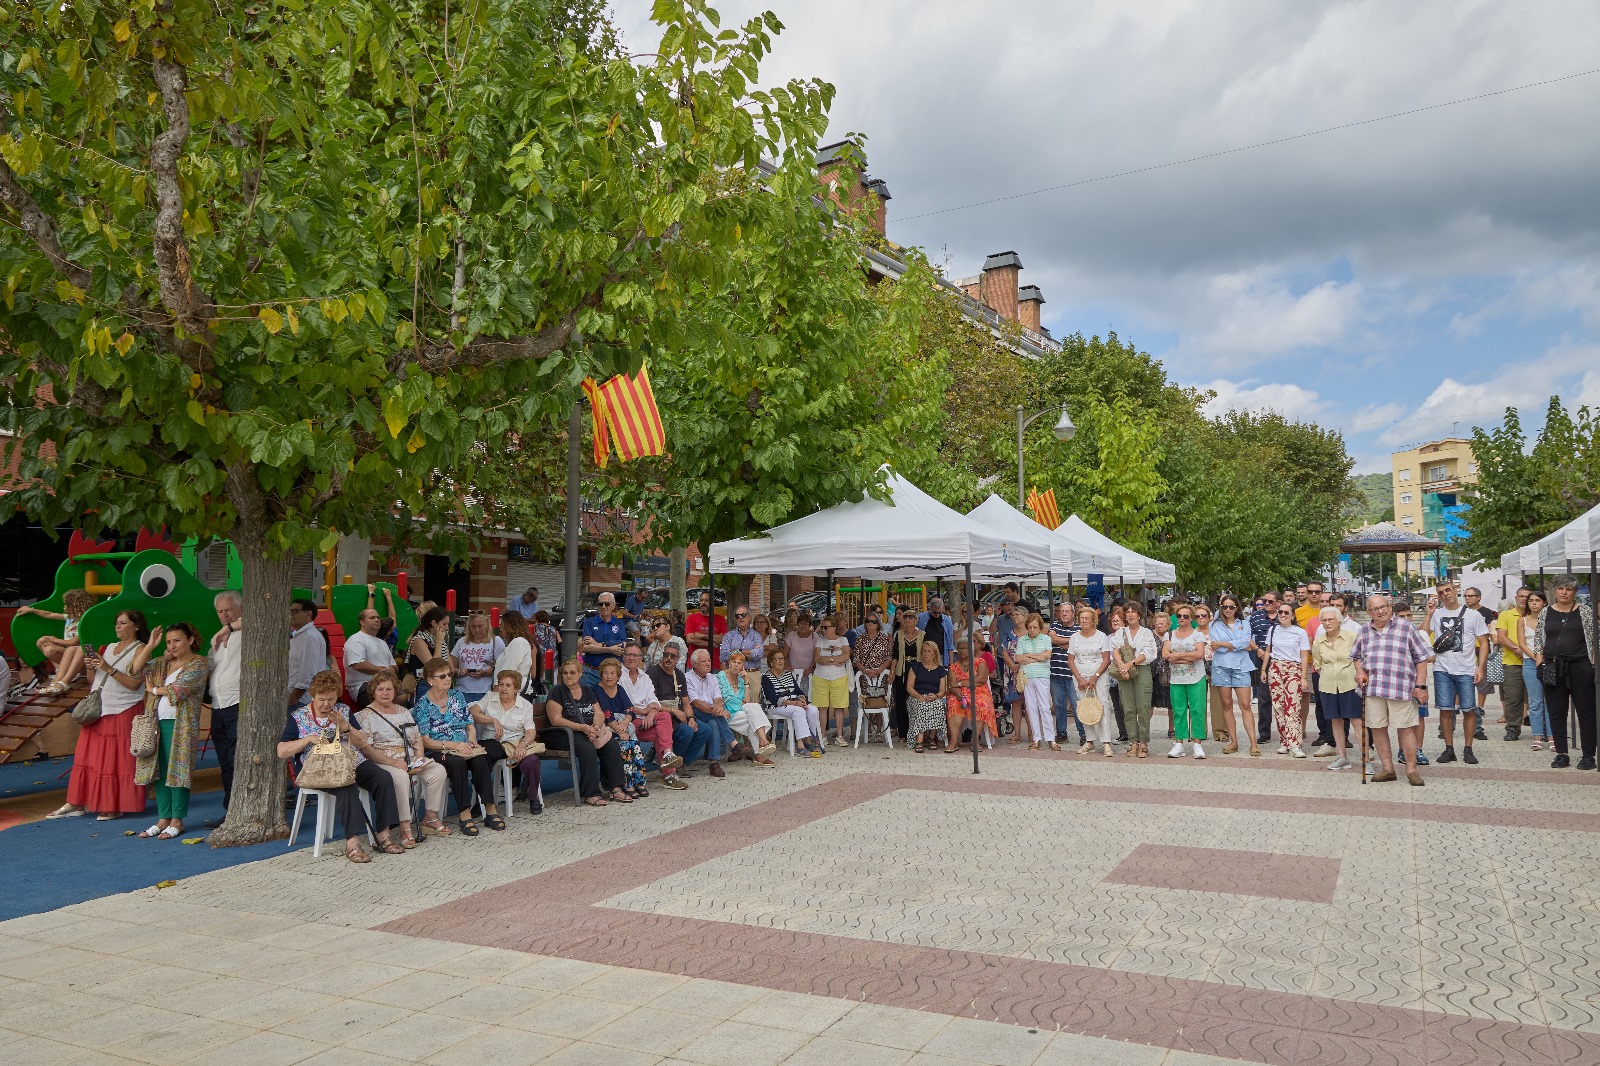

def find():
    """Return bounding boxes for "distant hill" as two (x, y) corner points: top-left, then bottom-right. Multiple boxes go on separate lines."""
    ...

(1351, 471), (1393, 525)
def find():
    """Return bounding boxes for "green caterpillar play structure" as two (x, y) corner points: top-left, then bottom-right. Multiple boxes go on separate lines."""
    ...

(9, 532), (416, 666)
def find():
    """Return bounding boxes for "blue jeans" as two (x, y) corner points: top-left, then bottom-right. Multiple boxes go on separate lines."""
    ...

(1433, 671), (1478, 712)
(692, 709), (736, 760)
(1051, 674), (1083, 741)
(1523, 658), (1550, 736)
(673, 718), (716, 765)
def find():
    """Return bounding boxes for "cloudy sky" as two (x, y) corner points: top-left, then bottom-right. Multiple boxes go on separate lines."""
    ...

(610, 0), (1600, 472)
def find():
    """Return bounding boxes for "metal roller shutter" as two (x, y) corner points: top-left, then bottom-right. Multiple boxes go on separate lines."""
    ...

(506, 559), (568, 609)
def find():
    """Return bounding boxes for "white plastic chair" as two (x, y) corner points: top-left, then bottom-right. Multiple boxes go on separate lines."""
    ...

(853, 669), (893, 748)
(288, 788), (375, 858)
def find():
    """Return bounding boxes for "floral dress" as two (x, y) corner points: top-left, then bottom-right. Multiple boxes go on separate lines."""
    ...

(596, 685), (648, 791)
(946, 659), (997, 740)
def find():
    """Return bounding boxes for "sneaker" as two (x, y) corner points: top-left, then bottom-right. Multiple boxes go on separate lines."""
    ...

(1414, 752), (1429, 766)
(1474, 726), (1487, 741)
(1365, 761), (1381, 776)
(1436, 747), (1457, 764)
(1551, 753), (1571, 769)
(1278, 745), (1289, 754)
(1327, 757), (1349, 770)
(1503, 728), (1521, 742)
(1192, 743), (1206, 759)
(661, 773), (688, 790)
(1311, 743), (1336, 758)
(661, 751), (684, 770)
(1580, 756), (1597, 771)
(1290, 746), (1307, 759)
(1462, 748), (1478, 765)
(1168, 743), (1185, 758)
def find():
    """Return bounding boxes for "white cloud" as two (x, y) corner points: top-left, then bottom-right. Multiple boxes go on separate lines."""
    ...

(1188, 272), (1362, 365)
(1198, 378), (1331, 421)
(1374, 340), (1600, 447)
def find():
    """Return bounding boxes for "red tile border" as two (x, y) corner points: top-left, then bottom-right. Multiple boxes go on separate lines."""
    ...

(378, 773), (1594, 1066)
(1104, 843), (1342, 903)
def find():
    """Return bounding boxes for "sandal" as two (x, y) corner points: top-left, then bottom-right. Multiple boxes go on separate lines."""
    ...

(398, 832), (419, 849)
(914, 743), (925, 753)
(138, 823), (165, 838)
(584, 795), (609, 806)
(483, 814), (506, 831)
(345, 842), (371, 863)
(943, 746), (959, 754)
(46, 804), (86, 819)
(421, 819), (452, 836)
(458, 818), (480, 836)
(157, 825), (183, 840)
(609, 788), (633, 804)
(376, 839), (406, 855)
(633, 786), (649, 799)
(1249, 747), (1262, 758)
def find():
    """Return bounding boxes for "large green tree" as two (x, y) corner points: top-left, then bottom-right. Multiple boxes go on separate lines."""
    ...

(0, 0), (838, 842)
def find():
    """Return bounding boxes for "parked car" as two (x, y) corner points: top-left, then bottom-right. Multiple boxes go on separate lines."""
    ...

(773, 590), (833, 628)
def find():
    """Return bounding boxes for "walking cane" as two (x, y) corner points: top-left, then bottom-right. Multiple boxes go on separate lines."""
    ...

(1359, 722), (1368, 785)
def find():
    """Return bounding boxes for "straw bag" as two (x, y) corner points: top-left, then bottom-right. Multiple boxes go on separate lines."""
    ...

(296, 727), (358, 790)
(129, 706), (160, 758)
(1077, 694), (1104, 726)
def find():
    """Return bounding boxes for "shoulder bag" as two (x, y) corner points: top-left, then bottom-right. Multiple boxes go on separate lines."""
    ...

(75, 644), (140, 725)
(296, 725), (359, 790)
(129, 699), (160, 759)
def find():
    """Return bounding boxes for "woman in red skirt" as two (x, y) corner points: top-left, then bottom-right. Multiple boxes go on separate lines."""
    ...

(47, 610), (158, 821)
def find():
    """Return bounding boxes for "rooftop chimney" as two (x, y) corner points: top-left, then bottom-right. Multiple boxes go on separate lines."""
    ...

(979, 251), (1023, 321)
(815, 139), (890, 236)
(1017, 285), (1044, 331)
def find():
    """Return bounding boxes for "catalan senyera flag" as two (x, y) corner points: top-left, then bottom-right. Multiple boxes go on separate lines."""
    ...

(581, 366), (667, 469)
(1027, 488), (1061, 531)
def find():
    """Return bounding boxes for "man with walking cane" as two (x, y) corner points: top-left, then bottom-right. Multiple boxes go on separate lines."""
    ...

(1351, 594), (1435, 786)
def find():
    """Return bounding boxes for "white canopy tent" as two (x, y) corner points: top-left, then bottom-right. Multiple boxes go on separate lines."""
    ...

(707, 472), (1053, 580)
(966, 495), (1118, 578)
(1055, 515), (1178, 585)
(1501, 501), (1600, 575)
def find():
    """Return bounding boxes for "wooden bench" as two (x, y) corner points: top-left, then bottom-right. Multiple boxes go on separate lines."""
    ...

(531, 702), (582, 807)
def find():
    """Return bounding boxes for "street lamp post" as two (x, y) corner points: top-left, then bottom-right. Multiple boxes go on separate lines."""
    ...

(1015, 404), (1077, 510)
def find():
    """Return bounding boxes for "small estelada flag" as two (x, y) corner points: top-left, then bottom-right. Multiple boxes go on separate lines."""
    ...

(1026, 488), (1061, 530)
(581, 366), (667, 469)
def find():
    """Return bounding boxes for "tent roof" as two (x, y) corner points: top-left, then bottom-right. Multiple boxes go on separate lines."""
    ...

(1502, 502), (1600, 574)
(707, 472), (1053, 579)
(1340, 523), (1444, 553)
(1055, 515), (1177, 584)
(967, 495), (1119, 577)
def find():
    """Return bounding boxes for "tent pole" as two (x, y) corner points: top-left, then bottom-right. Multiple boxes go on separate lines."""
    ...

(967, 562), (980, 776)
(1592, 551), (1598, 745)
(705, 551), (714, 669)
(1047, 569), (1053, 615)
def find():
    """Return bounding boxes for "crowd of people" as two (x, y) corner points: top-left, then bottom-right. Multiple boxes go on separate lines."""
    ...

(22, 570), (1598, 861)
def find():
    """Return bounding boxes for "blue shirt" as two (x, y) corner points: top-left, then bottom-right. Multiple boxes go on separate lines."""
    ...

(581, 615), (627, 668)
(1209, 618), (1254, 673)
(917, 611), (955, 664)
(508, 597), (540, 620)
(413, 689), (473, 744)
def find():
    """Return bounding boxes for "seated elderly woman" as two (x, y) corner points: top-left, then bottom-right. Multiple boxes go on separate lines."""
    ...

(595, 657), (650, 799)
(761, 648), (823, 757)
(469, 669), (549, 815)
(412, 657), (502, 835)
(278, 669), (405, 862)
(545, 657), (629, 805)
(357, 670), (453, 837)
(720, 649), (776, 766)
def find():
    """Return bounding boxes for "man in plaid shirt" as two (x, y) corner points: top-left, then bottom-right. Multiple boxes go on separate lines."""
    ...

(1351, 593), (1435, 785)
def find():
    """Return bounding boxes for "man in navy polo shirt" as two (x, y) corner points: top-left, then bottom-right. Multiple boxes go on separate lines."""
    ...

(579, 593), (628, 686)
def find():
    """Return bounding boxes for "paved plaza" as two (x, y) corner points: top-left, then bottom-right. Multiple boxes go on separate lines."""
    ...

(3, 715), (1599, 1066)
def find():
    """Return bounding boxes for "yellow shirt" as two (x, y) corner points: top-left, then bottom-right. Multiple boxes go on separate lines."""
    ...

(1294, 604), (1319, 629)
(1496, 609), (1524, 665)
(1309, 627), (1358, 694)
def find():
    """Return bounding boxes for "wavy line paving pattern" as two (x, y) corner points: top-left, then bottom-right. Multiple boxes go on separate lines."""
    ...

(4, 735), (1599, 1066)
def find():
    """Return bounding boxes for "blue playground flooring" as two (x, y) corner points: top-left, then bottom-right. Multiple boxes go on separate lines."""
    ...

(0, 757), (576, 921)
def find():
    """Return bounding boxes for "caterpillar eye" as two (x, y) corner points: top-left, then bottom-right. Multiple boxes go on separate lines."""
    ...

(140, 563), (177, 599)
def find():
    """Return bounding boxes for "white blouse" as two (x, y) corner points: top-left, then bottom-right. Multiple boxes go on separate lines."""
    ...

(472, 693), (537, 745)
(1069, 631), (1110, 674)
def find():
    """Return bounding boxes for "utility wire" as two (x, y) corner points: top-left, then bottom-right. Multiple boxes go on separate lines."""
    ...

(899, 68), (1600, 222)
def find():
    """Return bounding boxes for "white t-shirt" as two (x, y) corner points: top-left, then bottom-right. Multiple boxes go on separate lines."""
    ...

(812, 636), (851, 681)
(1429, 606), (1489, 676)
(1265, 624), (1311, 663)
(95, 642), (146, 716)
(450, 636), (505, 697)
(1069, 630), (1110, 673)
(157, 667), (180, 721)
(493, 636), (534, 690)
(343, 631), (395, 689)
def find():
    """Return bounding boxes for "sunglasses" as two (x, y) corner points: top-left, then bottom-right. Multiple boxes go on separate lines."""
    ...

(1177, 613), (1193, 619)
(1253, 602), (1263, 608)
(1276, 609), (1292, 617)
(428, 673), (451, 681)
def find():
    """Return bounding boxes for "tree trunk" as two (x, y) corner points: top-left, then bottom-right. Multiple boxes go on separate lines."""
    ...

(208, 513), (292, 847)
(669, 546), (687, 612)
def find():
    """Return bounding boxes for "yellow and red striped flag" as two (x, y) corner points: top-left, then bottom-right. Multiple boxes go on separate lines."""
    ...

(581, 366), (667, 469)
(1027, 488), (1060, 530)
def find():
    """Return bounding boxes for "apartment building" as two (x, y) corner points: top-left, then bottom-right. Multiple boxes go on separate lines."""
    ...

(1391, 438), (1477, 543)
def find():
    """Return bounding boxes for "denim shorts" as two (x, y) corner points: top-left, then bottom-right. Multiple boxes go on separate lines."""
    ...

(1433, 671), (1478, 712)
(1212, 665), (1253, 689)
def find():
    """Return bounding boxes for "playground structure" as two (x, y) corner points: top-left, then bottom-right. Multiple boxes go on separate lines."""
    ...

(2, 530), (416, 764)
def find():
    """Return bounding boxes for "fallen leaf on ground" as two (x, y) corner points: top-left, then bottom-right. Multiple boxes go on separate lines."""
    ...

(154, 880), (177, 889)
(123, 830), (137, 836)
(181, 837), (204, 844)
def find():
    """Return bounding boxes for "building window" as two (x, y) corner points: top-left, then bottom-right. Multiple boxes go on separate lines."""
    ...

(1401, 515), (1414, 526)
(1400, 493), (1412, 505)
(1398, 469), (1411, 482)
(1467, 462), (1477, 474)
(1427, 464), (1449, 482)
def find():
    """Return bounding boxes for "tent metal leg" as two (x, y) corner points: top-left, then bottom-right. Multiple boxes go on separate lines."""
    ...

(967, 563), (980, 776)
